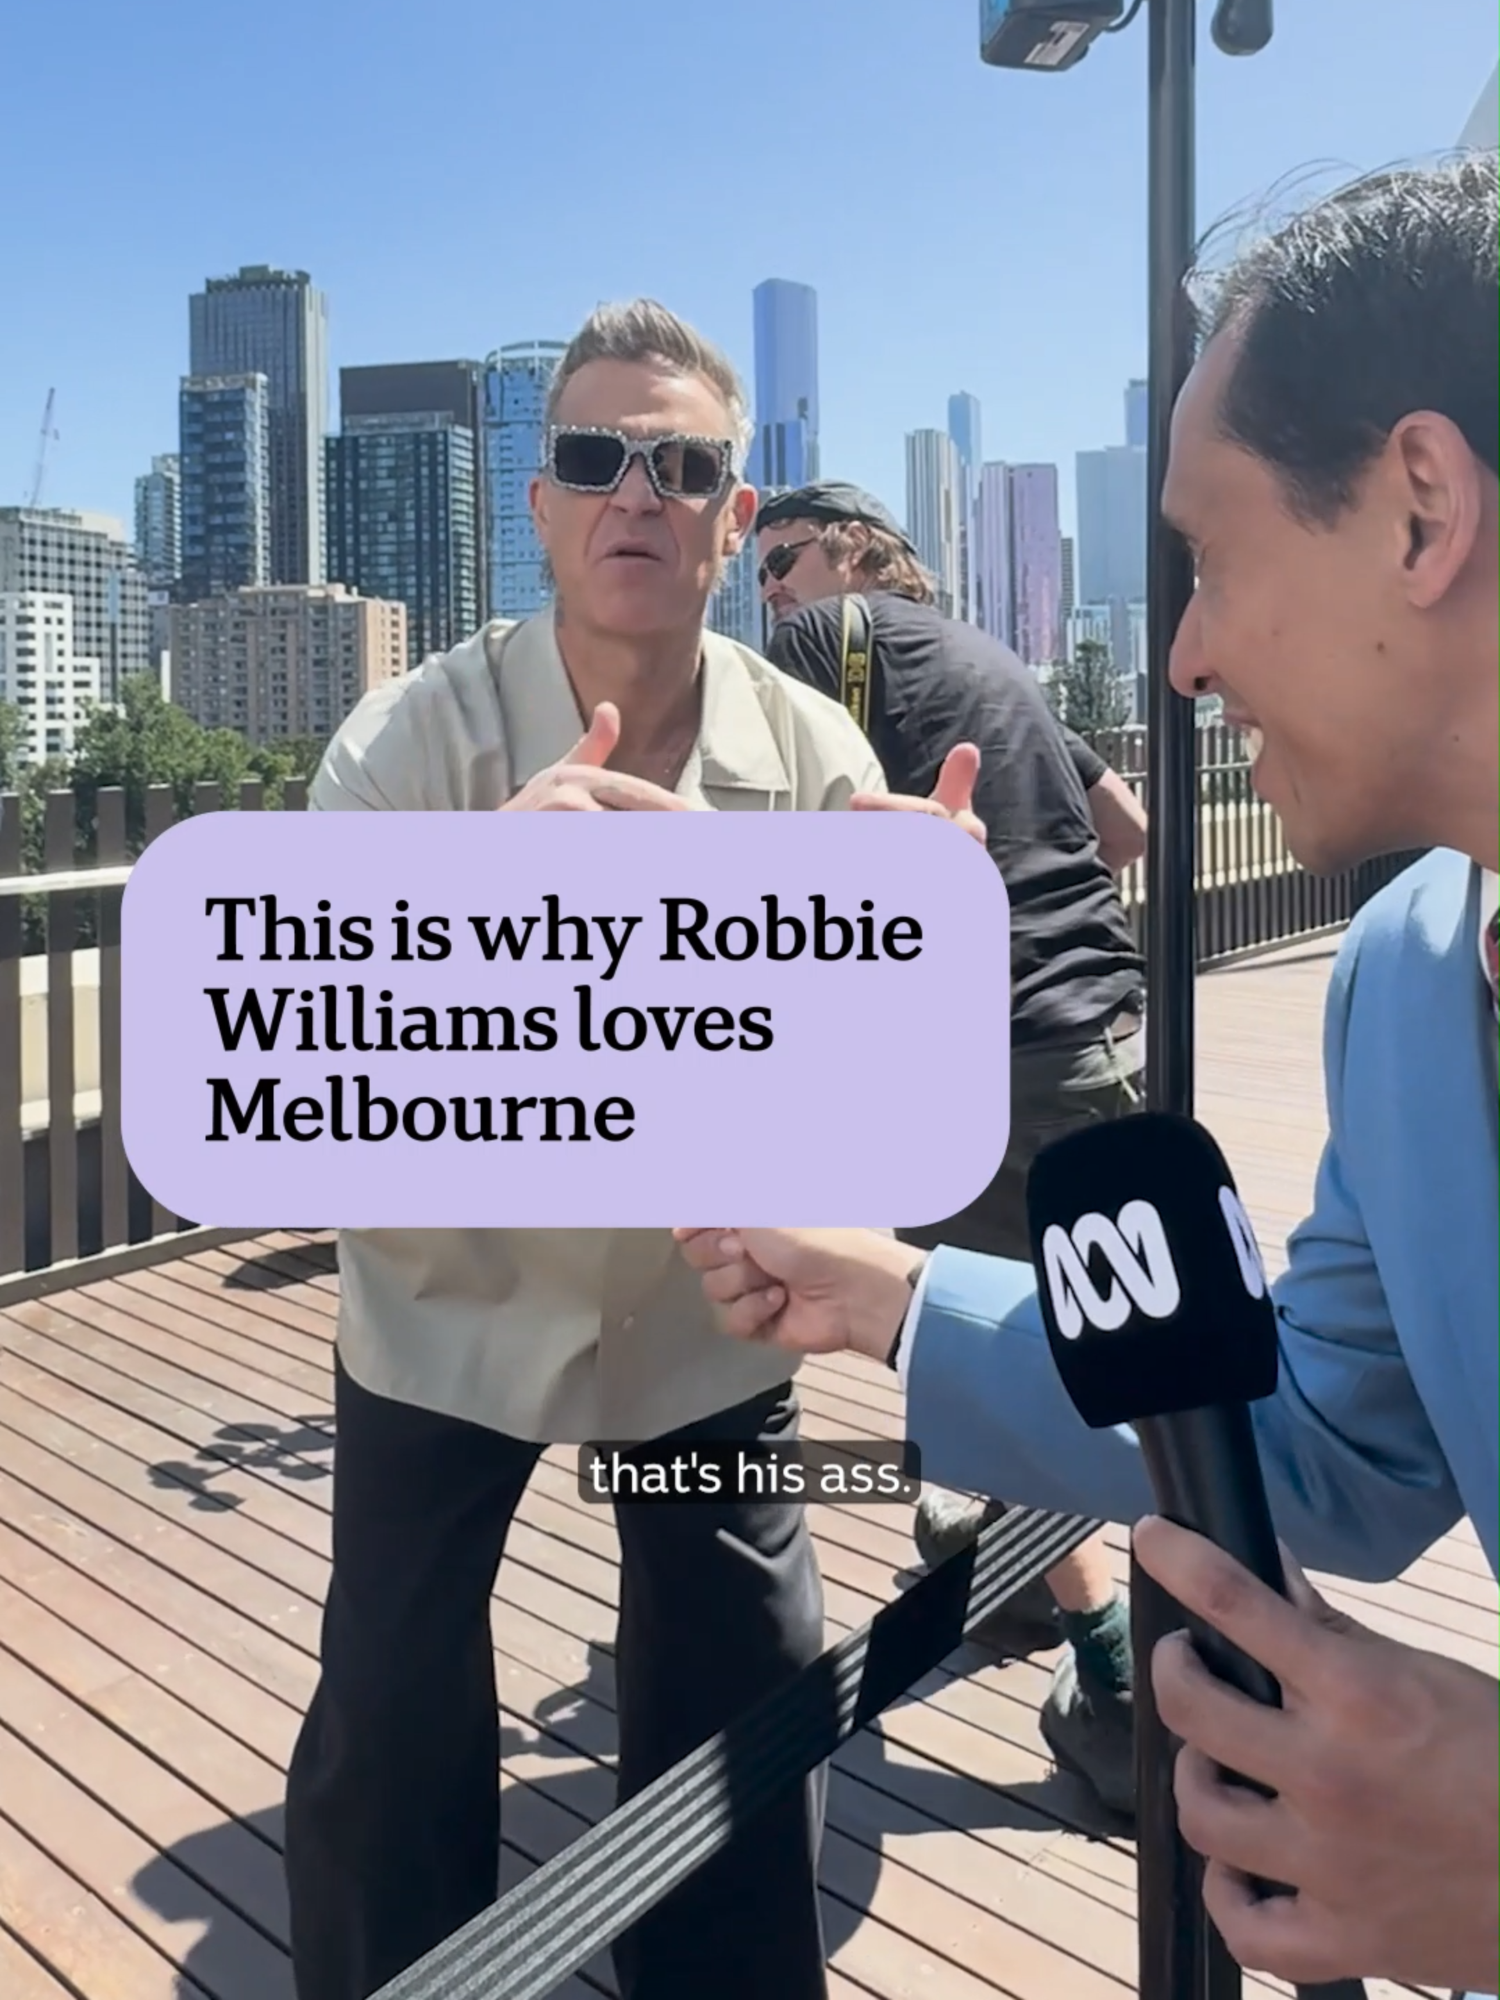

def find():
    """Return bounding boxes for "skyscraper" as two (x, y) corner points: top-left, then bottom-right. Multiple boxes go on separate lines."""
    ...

(189, 265), (330, 586)
(1060, 534), (1076, 624)
(337, 361), (488, 618)
(328, 362), (485, 667)
(0, 507), (150, 702)
(751, 280), (819, 491)
(973, 462), (1063, 665)
(1124, 378), (1148, 451)
(904, 430), (962, 619)
(134, 454), (181, 587)
(179, 374), (271, 602)
(484, 342), (566, 620)
(1007, 464), (1063, 666)
(0, 593), (101, 763)
(974, 462), (1012, 645)
(947, 392), (982, 624)
(1075, 443), (1148, 606)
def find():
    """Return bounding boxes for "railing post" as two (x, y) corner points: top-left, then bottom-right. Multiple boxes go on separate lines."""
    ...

(98, 787), (129, 1252)
(44, 792), (80, 1268)
(0, 796), (21, 1276)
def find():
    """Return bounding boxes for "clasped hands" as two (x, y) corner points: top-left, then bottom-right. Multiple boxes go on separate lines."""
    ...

(503, 700), (986, 834)
(672, 1225), (1500, 1997)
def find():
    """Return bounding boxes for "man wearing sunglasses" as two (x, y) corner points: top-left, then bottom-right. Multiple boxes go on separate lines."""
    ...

(755, 479), (1148, 1822)
(757, 485), (1149, 871)
(289, 298), (983, 2000)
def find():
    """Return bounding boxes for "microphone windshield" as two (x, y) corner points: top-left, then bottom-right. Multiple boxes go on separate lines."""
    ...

(1025, 1112), (1278, 1429)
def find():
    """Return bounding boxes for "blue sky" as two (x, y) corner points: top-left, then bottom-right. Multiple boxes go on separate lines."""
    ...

(2, 1), (1494, 544)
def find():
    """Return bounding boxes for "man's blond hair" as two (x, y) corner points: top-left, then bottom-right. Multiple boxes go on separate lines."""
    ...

(545, 298), (754, 470)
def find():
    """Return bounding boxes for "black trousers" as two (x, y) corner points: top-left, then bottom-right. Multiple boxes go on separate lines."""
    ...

(284, 1360), (829, 2000)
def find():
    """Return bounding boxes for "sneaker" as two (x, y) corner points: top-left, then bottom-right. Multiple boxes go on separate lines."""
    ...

(914, 1487), (1061, 1656)
(1039, 1648), (1137, 1821)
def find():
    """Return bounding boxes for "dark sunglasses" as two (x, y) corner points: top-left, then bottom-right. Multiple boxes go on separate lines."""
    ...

(546, 426), (734, 500)
(757, 538), (819, 588)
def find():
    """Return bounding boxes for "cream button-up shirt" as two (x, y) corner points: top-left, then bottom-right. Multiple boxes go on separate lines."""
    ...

(308, 607), (888, 1444)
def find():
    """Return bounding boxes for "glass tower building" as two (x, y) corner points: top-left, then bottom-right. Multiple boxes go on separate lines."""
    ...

(751, 280), (819, 492)
(178, 374), (271, 602)
(189, 265), (330, 586)
(329, 361), (486, 667)
(134, 454), (181, 588)
(483, 342), (566, 620)
(947, 391), (982, 623)
(327, 416), (479, 671)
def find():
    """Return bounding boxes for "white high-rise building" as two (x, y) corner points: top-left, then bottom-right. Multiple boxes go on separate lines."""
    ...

(904, 429), (962, 618)
(0, 593), (103, 764)
(0, 508), (150, 704)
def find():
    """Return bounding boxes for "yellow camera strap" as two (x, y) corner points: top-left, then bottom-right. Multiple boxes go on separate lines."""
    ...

(838, 593), (874, 734)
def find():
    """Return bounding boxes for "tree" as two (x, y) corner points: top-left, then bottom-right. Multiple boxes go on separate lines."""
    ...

(0, 699), (26, 796)
(1047, 637), (1133, 745)
(67, 673), (323, 857)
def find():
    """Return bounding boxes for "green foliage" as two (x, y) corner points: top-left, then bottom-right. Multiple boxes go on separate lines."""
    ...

(0, 700), (26, 795)
(1046, 638), (1133, 744)
(65, 673), (323, 857)
(0, 675), (329, 951)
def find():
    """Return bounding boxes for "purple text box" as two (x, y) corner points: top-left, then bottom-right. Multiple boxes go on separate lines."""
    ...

(120, 809), (1010, 1227)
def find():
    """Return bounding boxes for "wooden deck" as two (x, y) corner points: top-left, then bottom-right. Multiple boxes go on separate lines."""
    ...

(0, 936), (1491, 2000)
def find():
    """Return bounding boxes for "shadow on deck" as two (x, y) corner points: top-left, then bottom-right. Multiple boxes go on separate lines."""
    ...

(0, 940), (1490, 2000)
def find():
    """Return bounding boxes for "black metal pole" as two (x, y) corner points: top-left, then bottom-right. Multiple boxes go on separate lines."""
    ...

(1137, 1), (1209, 1998)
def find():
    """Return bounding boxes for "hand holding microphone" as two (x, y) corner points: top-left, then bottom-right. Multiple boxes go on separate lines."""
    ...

(1025, 1112), (1378, 1999)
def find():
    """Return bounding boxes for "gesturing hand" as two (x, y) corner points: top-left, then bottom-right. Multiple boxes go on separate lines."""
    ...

(1136, 1514), (1500, 1995)
(502, 703), (690, 813)
(849, 742), (986, 846)
(672, 1226), (922, 1363)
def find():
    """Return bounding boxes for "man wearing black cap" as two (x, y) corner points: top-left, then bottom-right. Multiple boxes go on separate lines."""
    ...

(755, 479), (1147, 1819)
(757, 484), (1149, 870)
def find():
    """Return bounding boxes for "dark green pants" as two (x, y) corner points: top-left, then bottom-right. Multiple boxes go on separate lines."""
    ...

(898, 1017), (1145, 1261)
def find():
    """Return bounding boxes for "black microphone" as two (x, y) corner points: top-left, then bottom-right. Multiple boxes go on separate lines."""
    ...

(1025, 1111), (1367, 2000)
(1026, 1109), (1284, 1698)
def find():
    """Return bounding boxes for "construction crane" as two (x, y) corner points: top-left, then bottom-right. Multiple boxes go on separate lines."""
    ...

(26, 389), (58, 508)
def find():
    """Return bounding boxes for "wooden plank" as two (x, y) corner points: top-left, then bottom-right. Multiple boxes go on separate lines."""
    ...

(0, 1645), (287, 1941)
(0, 1811), (214, 2000)
(0, 1572), (286, 1835)
(0, 1924), (81, 1999)
(0, 1722), (292, 1999)
(0, 940), (1486, 2000)
(0, 1518), (300, 1772)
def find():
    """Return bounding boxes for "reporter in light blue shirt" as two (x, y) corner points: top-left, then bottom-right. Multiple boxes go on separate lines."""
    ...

(679, 159), (1500, 2000)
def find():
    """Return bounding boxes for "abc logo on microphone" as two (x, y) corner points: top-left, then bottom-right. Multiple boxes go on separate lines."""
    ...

(1025, 1112), (1278, 1430)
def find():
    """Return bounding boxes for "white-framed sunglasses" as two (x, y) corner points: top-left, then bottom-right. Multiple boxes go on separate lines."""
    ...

(545, 425), (736, 501)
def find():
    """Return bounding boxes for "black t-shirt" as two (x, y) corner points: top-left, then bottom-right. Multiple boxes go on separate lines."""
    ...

(767, 593), (1144, 1048)
(1063, 727), (1108, 790)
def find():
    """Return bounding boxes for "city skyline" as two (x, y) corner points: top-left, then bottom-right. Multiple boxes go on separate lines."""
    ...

(5, 6), (1486, 557)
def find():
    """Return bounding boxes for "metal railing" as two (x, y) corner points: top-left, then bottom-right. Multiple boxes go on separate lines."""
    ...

(0, 778), (307, 1299)
(0, 751), (1413, 1295)
(1096, 721), (1417, 962)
